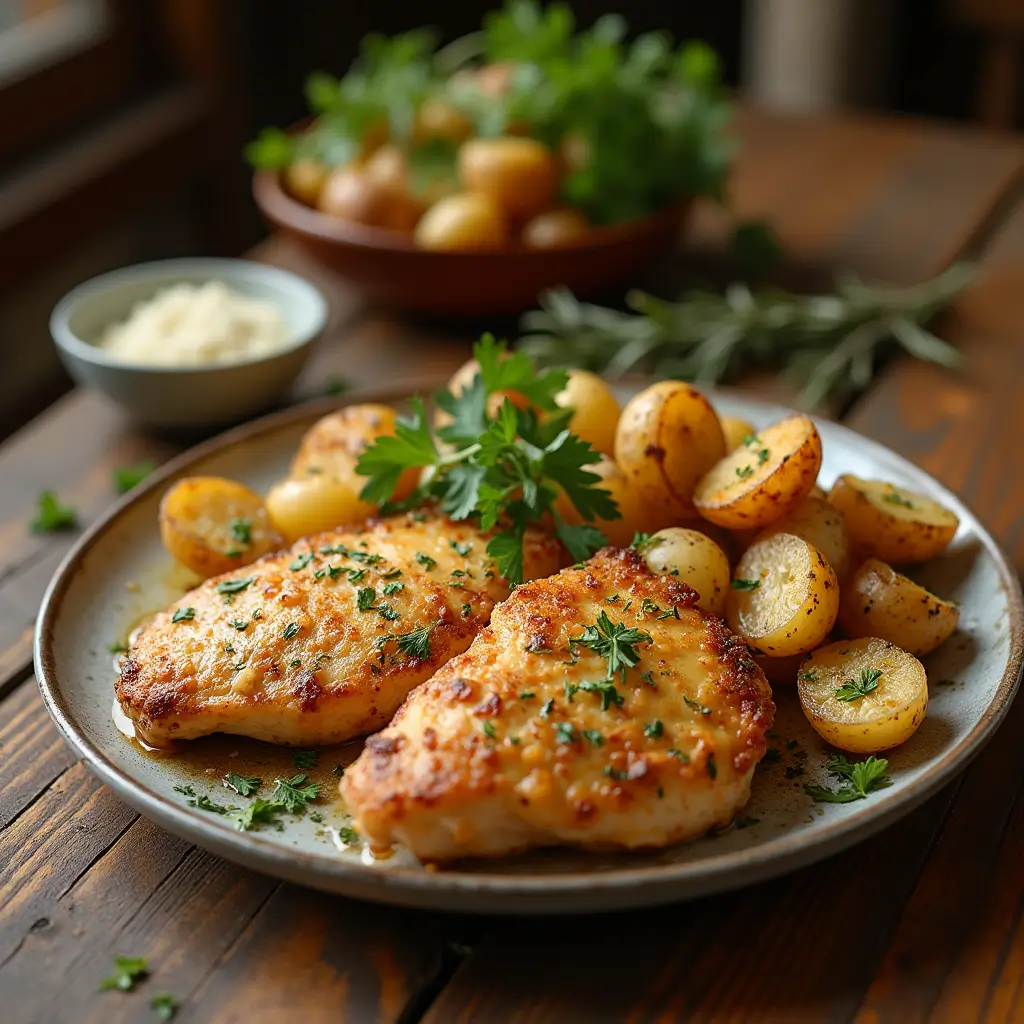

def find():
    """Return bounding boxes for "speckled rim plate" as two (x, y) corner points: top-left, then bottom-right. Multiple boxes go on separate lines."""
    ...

(34, 384), (1024, 914)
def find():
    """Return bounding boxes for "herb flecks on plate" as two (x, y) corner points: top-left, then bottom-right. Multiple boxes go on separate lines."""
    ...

(356, 335), (618, 583)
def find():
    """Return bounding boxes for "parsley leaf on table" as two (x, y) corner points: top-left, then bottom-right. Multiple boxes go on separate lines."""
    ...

(99, 955), (149, 991)
(113, 459), (157, 494)
(30, 490), (78, 533)
(804, 754), (893, 804)
(151, 993), (179, 1021)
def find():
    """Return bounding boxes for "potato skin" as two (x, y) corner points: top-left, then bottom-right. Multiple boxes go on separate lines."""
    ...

(839, 558), (960, 656)
(719, 415), (756, 451)
(828, 475), (958, 564)
(614, 381), (726, 521)
(640, 527), (731, 616)
(414, 192), (508, 251)
(694, 415), (822, 530)
(160, 477), (283, 579)
(754, 496), (852, 581)
(553, 455), (646, 548)
(726, 533), (839, 657)
(459, 136), (558, 220)
(798, 637), (928, 753)
(522, 208), (590, 249)
(555, 369), (621, 457)
(265, 472), (374, 543)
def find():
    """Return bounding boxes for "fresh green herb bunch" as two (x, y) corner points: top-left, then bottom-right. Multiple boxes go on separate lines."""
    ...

(519, 263), (972, 409)
(355, 334), (619, 583)
(246, 0), (731, 225)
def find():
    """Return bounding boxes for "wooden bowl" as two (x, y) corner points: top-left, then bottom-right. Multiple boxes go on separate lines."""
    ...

(253, 170), (690, 317)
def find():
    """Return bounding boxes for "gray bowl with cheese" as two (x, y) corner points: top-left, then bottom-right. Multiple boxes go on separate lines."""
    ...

(51, 258), (328, 431)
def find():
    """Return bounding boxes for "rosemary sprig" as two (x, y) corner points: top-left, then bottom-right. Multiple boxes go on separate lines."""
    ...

(518, 264), (972, 409)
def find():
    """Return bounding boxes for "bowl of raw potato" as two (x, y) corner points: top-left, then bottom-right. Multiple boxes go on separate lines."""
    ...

(249, 1), (730, 315)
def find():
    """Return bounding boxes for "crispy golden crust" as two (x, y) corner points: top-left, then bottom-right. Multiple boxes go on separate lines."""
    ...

(116, 509), (565, 746)
(341, 548), (775, 860)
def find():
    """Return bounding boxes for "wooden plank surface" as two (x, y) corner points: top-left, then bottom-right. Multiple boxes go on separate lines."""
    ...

(2, 108), (1024, 1023)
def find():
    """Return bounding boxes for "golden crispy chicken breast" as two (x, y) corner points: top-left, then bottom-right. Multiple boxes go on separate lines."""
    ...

(341, 548), (775, 861)
(116, 509), (564, 747)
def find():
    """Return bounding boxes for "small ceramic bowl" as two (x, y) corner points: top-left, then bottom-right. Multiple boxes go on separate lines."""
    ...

(51, 258), (328, 431)
(253, 169), (690, 317)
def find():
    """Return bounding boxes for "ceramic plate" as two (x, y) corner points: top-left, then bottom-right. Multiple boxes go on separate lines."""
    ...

(35, 386), (1024, 914)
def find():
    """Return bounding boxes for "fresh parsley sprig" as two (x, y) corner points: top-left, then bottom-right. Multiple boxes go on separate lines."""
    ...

(834, 667), (882, 702)
(355, 334), (618, 583)
(804, 753), (893, 803)
(570, 611), (653, 683)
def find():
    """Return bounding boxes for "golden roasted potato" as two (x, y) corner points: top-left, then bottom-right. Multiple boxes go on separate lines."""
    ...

(614, 381), (726, 521)
(694, 415), (822, 530)
(726, 532), (839, 657)
(719, 415), (756, 452)
(521, 208), (591, 249)
(828, 475), (959, 564)
(839, 558), (960, 657)
(552, 455), (645, 548)
(459, 137), (558, 221)
(284, 158), (328, 207)
(413, 99), (473, 144)
(754, 496), (852, 581)
(160, 477), (283, 579)
(265, 472), (374, 544)
(809, 483), (826, 500)
(798, 637), (928, 753)
(291, 405), (418, 501)
(414, 192), (508, 251)
(318, 165), (420, 232)
(555, 369), (621, 457)
(639, 527), (731, 616)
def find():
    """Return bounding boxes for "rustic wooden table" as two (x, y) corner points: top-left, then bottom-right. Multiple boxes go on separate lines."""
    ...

(4, 107), (1024, 1023)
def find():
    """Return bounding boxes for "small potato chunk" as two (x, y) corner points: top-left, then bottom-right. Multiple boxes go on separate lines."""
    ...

(694, 416), (822, 530)
(719, 415), (756, 452)
(839, 558), (960, 657)
(640, 527), (731, 616)
(413, 99), (473, 144)
(414, 192), (508, 251)
(754, 496), (852, 581)
(828, 475), (959, 564)
(284, 159), (328, 207)
(553, 455), (647, 548)
(265, 472), (374, 544)
(291, 404), (419, 501)
(318, 166), (420, 232)
(459, 137), (558, 221)
(726, 533), (839, 657)
(160, 477), (283, 579)
(798, 637), (928, 753)
(615, 381), (726, 521)
(555, 369), (621, 457)
(521, 208), (591, 249)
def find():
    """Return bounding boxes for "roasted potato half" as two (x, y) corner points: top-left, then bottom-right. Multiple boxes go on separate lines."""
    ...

(266, 470), (375, 544)
(555, 369), (621, 457)
(694, 415), (822, 530)
(798, 637), (928, 753)
(726, 532), (839, 657)
(828, 475), (958, 564)
(719, 415), (756, 452)
(754, 496), (852, 581)
(639, 527), (731, 616)
(614, 381), (726, 521)
(160, 477), (283, 579)
(553, 454), (644, 548)
(839, 558), (960, 657)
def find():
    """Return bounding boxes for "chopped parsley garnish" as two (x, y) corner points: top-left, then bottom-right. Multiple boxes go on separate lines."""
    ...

(293, 749), (318, 770)
(414, 551), (437, 571)
(736, 465), (755, 480)
(99, 955), (148, 991)
(630, 531), (654, 552)
(216, 577), (253, 598)
(173, 784), (231, 815)
(30, 489), (77, 533)
(383, 581), (404, 596)
(171, 607), (195, 623)
(883, 491), (915, 509)
(798, 669), (818, 682)
(230, 619), (248, 631)
(564, 681), (579, 702)
(331, 764), (346, 777)
(289, 552), (315, 571)
(396, 623), (433, 659)
(804, 754), (893, 803)
(108, 641), (129, 654)
(337, 825), (360, 845)
(668, 748), (689, 762)
(349, 550), (384, 565)
(151, 993), (179, 1021)
(644, 719), (663, 739)
(519, 691), (535, 700)
(270, 773), (320, 813)
(357, 587), (377, 611)
(347, 568), (368, 583)
(113, 459), (157, 494)
(707, 753), (717, 779)
(540, 698), (555, 717)
(555, 721), (577, 744)
(231, 518), (252, 545)
(684, 696), (712, 716)
(224, 772), (261, 797)
(834, 667), (882, 702)
(582, 729), (604, 746)
(450, 539), (473, 556)
(730, 578), (761, 591)
(282, 622), (301, 640)
(570, 611), (653, 683)
(640, 670), (657, 688)
(578, 678), (624, 711)
(603, 766), (629, 781)
(354, 335), (616, 583)
(232, 798), (285, 832)
(481, 720), (497, 739)
(377, 603), (401, 621)
(461, 602), (473, 617)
